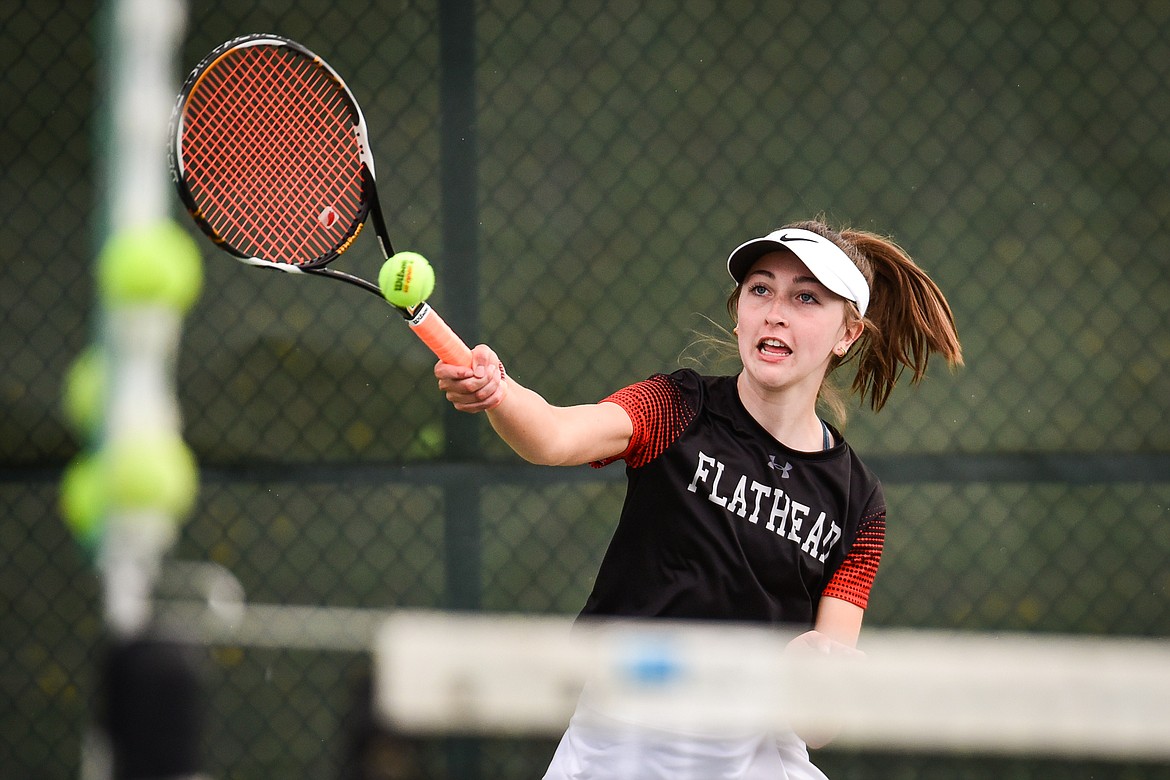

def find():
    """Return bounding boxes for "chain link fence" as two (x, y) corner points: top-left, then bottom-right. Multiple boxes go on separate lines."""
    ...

(3, 0), (1169, 777)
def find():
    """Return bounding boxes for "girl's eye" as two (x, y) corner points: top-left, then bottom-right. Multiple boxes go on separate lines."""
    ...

(797, 291), (818, 304)
(749, 284), (770, 296)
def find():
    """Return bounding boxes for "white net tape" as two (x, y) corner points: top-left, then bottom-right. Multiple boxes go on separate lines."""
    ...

(372, 610), (1170, 761)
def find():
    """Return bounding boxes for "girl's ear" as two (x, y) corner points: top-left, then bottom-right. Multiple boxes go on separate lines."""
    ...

(836, 319), (864, 355)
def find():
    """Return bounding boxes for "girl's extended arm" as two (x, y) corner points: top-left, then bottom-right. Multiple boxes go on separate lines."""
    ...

(434, 344), (633, 467)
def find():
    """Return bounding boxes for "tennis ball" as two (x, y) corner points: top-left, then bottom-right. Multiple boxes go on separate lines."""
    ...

(405, 421), (444, 460)
(62, 345), (107, 439)
(97, 220), (204, 312)
(378, 251), (435, 309)
(60, 452), (107, 549)
(105, 434), (199, 520)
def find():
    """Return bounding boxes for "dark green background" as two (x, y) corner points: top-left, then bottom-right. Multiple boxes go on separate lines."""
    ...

(2, 1), (1168, 777)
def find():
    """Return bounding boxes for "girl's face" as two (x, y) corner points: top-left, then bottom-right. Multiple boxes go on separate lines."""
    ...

(735, 251), (862, 398)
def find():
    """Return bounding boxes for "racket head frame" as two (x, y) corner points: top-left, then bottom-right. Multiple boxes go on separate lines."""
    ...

(168, 34), (473, 367)
(168, 33), (393, 283)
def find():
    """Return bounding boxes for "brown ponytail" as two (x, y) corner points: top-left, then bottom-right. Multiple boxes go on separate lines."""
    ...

(841, 228), (963, 414)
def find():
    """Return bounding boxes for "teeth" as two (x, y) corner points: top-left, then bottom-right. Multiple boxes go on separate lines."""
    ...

(759, 338), (790, 354)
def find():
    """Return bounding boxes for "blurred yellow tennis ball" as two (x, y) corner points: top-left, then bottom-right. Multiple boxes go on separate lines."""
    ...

(62, 345), (106, 438)
(60, 452), (107, 549)
(97, 220), (204, 312)
(378, 251), (435, 309)
(105, 434), (199, 520)
(405, 421), (444, 460)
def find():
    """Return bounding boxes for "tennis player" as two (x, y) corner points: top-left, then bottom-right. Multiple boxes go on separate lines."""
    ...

(435, 219), (962, 779)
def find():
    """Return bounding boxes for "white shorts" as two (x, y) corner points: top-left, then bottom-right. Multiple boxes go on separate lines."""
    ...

(542, 694), (830, 780)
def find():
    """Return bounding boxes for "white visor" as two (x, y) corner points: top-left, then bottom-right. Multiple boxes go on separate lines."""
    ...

(727, 228), (870, 316)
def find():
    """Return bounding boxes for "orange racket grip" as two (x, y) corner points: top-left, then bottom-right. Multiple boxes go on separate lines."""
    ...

(407, 303), (473, 366)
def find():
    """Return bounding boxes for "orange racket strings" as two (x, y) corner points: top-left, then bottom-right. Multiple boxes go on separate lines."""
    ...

(180, 45), (365, 265)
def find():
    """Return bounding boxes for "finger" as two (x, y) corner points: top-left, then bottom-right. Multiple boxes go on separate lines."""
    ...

(448, 376), (506, 413)
(435, 359), (476, 381)
(470, 344), (500, 379)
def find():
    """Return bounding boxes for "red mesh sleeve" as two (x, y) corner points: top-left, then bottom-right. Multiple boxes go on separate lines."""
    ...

(591, 374), (696, 469)
(821, 508), (885, 609)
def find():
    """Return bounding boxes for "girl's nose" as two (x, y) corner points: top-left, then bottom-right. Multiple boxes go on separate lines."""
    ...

(765, 300), (788, 326)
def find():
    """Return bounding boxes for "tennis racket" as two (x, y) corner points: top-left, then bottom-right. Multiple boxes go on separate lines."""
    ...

(169, 33), (471, 366)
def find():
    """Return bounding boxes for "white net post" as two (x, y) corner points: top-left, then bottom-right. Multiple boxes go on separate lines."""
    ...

(75, 3), (210, 778)
(94, 0), (191, 637)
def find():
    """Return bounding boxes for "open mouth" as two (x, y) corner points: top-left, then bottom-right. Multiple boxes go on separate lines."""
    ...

(758, 338), (792, 357)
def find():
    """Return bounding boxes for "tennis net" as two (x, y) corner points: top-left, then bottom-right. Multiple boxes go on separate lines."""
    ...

(144, 595), (1170, 777)
(372, 609), (1170, 762)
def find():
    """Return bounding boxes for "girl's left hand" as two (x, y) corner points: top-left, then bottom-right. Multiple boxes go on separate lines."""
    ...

(785, 630), (865, 658)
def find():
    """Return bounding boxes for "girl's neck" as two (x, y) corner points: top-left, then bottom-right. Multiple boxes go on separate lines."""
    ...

(736, 372), (826, 452)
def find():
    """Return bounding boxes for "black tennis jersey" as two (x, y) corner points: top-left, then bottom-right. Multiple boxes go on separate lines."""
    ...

(583, 369), (886, 628)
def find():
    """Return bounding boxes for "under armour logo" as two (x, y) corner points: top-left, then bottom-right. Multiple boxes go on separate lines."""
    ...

(768, 456), (793, 478)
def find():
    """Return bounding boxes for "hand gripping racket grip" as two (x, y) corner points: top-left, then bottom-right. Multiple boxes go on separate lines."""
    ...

(407, 303), (473, 366)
